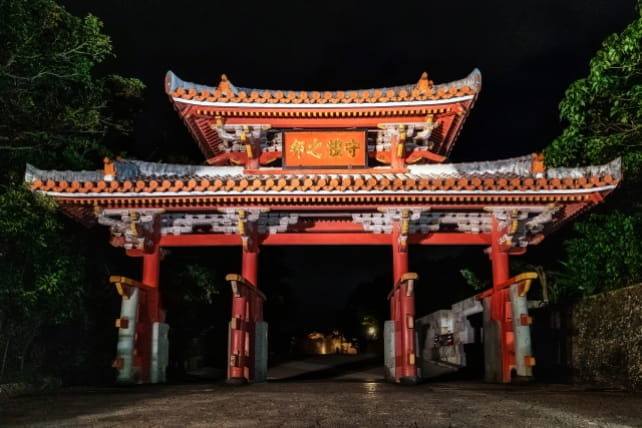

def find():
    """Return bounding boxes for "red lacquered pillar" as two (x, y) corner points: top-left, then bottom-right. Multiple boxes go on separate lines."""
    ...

(243, 247), (259, 380)
(137, 246), (162, 382)
(242, 248), (258, 286)
(392, 222), (418, 384)
(228, 246), (260, 384)
(142, 247), (162, 322)
(488, 217), (514, 383)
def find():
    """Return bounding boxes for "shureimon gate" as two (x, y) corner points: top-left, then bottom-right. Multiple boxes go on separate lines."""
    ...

(26, 68), (619, 384)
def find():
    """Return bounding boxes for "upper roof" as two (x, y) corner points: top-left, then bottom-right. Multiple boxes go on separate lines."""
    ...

(165, 69), (482, 106)
(166, 70), (483, 164)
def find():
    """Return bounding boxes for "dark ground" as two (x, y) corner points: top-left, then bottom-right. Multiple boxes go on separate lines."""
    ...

(2, 363), (641, 427)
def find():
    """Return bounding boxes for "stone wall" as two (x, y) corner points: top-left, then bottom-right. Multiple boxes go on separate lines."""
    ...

(416, 296), (483, 378)
(568, 283), (642, 391)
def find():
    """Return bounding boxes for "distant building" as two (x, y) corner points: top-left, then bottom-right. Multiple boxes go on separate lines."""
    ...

(302, 331), (358, 355)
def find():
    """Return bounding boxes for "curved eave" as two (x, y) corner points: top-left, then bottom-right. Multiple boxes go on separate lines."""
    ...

(33, 185), (618, 206)
(170, 94), (476, 109)
(26, 156), (621, 217)
(26, 156), (622, 181)
(44, 186), (617, 232)
(165, 69), (481, 108)
(166, 69), (482, 161)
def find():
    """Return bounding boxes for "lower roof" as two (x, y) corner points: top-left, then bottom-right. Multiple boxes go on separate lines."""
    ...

(24, 155), (621, 252)
(26, 155), (620, 199)
(24, 156), (620, 235)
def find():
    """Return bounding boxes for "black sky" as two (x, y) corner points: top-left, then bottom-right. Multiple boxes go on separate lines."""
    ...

(62, 1), (638, 331)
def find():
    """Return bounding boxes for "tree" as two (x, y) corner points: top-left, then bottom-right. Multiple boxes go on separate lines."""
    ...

(0, 0), (143, 381)
(0, 0), (144, 174)
(0, 187), (86, 379)
(544, 10), (642, 189)
(543, 7), (642, 299)
(552, 212), (642, 297)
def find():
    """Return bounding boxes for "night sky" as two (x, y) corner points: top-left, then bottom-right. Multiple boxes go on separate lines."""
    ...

(63, 1), (638, 332)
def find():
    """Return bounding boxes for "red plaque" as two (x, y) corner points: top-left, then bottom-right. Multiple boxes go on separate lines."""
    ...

(283, 131), (367, 168)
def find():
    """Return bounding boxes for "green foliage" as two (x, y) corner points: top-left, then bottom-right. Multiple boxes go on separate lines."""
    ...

(543, 9), (642, 299)
(0, 187), (83, 319)
(0, 0), (143, 381)
(459, 268), (489, 291)
(544, 14), (642, 174)
(0, 0), (144, 173)
(173, 263), (221, 305)
(552, 212), (642, 299)
(0, 186), (87, 379)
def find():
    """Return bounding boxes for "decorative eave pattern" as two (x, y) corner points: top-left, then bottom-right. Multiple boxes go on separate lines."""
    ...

(166, 70), (481, 106)
(166, 70), (481, 162)
(26, 156), (620, 212)
(26, 156), (620, 252)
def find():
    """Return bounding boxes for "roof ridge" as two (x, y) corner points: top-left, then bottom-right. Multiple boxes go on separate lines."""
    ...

(26, 156), (622, 185)
(165, 69), (482, 104)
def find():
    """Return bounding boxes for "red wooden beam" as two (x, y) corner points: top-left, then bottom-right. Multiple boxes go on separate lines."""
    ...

(160, 234), (241, 246)
(262, 232), (391, 245)
(205, 152), (247, 166)
(409, 233), (491, 245)
(159, 232), (491, 247)
(287, 220), (366, 232)
(405, 149), (447, 164)
(224, 116), (429, 129)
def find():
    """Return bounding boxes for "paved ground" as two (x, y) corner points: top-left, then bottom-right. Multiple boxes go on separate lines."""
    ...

(267, 353), (378, 380)
(2, 358), (641, 427)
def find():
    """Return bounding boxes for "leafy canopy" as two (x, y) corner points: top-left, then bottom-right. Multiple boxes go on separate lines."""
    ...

(543, 8), (642, 299)
(544, 12), (642, 190)
(552, 212), (642, 297)
(0, 0), (144, 175)
(0, 0), (143, 380)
